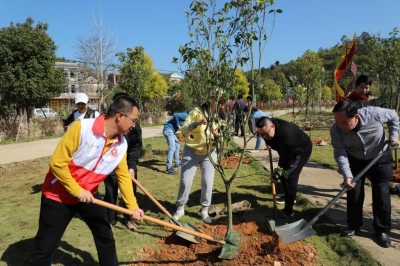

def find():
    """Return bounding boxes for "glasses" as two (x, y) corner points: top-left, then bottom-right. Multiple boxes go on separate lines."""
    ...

(122, 113), (138, 124)
(259, 125), (273, 138)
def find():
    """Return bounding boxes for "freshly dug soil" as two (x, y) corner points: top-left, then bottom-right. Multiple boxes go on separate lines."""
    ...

(130, 221), (317, 265)
(310, 137), (330, 144)
(129, 148), (316, 265)
(392, 160), (400, 183)
(221, 155), (249, 169)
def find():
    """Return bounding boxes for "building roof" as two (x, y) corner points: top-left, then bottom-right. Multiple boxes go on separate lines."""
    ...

(170, 73), (183, 79)
(55, 62), (80, 68)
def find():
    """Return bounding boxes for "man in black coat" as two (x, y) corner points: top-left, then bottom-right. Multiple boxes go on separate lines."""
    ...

(103, 93), (143, 230)
(233, 93), (246, 137)
(256, 116), (312, 217)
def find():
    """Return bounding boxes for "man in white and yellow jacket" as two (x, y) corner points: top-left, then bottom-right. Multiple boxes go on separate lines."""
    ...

(173, 102), (220, 224)
(30, 96), (144, 266)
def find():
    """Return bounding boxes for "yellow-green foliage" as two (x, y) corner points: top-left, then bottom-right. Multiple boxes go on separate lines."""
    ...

(233, 69), (249, 96)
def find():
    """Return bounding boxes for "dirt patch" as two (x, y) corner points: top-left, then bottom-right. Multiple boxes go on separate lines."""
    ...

(131, 221), (317, 265)
(310, 137), (330, 145)
(391, 160), (400, 183)
(221, 155), (249, 169)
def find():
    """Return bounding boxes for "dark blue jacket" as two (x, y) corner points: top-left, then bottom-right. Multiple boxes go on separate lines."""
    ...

(163, 112), (188, 133)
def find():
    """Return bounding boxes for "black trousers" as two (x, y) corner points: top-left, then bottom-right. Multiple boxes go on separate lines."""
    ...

(30, 194), (117, 266)
(281, 149), (312, 213)
(234, 113), (245, 137)
(103, 167), (137, 225)
(347, 152), (392, 233)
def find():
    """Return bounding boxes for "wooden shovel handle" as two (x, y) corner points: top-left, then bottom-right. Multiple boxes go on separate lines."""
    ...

(93, 199), (226, 245)
(131, 178), (172, 219)
(267, 146), (277, 204)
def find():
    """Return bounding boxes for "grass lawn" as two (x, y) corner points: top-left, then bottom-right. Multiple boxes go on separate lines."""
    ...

(0, 133), (380, 265)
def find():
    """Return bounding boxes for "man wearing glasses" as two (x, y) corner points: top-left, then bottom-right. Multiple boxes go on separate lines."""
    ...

(256, 116), (312, 217)
(30, 95), (144, 266)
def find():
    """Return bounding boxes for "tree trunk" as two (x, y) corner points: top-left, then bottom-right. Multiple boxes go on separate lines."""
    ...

(26, 106), (34, 138)
(225, 181), (233, 230)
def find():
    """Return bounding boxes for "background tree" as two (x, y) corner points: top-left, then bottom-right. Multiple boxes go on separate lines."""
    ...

(117, 46), (167, 110)
(232, 69), (250, 96)
(145, 72), (168, 100)
(321, 85), (332, 101)
(165, 80), (193, 115)
(273, 71), (290, 96)
(365, 28), (400, 110)
(259, 78), (281, 102)
(0, 17), (65, 137)
(296, 50), (323, 115)
(75, 5), (118, 112)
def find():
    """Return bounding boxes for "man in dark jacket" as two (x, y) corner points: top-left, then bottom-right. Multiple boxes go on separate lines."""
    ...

(103, 93), (143, 230)
(345, 74), (371, 108)
(256, 116), (312, 217)
(234, 94), (246, 137)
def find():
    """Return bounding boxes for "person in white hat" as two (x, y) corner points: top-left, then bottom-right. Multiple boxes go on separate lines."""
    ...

(63, 93), (100, 131)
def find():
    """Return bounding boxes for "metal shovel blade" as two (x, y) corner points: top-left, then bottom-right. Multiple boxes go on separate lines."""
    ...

(274, 144), (397, 245)
(218, 229), (241, 259)
(274, 219), (317, 244)
(267, 216), (287, 233)
(176, 223), (202, 243)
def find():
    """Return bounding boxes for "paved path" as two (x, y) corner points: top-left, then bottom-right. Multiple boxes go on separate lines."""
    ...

(1, 122), (399, 264)
(0, 126), (164, 165)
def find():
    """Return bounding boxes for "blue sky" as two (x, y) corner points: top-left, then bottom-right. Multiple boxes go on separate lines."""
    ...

(1, 0), (399, 74)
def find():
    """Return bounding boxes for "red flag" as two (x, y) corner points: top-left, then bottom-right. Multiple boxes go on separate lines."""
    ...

(334, 33), (357, 101)
(351, 61), (357, 77)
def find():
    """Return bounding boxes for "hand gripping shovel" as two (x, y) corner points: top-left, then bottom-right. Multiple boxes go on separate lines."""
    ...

(93, 199), (241, 259)
(131, 177), (202, 243)
(275, 143), (398, 244)
(266, 147), (287, 233)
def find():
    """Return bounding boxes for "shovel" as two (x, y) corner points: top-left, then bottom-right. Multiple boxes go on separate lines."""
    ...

(266, 146), (287, 233)
(275, 143), (397, 244)
(94, 199), (241, 259)
(131, 177), (202, 243)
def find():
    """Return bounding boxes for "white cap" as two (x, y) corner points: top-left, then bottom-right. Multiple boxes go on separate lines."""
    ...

(75, 93), (89, 104)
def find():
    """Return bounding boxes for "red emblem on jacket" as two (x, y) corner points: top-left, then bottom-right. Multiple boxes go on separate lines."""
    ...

(111, 148), (118, 157)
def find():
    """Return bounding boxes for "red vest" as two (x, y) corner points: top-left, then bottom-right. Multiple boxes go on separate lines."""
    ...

(42, 116), (127, 204)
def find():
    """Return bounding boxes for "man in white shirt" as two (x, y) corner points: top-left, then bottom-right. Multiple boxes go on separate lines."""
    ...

(63, 93), (100, 130)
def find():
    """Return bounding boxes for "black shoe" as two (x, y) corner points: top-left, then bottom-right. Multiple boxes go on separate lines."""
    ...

(276, 196), (297, 205)
(341, 227), (361, 237)
(375, 232), (391, 248)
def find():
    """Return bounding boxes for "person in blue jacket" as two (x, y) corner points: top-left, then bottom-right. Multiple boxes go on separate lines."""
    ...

(163, 112), (188, 174)
(243, 106), (271, 152)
